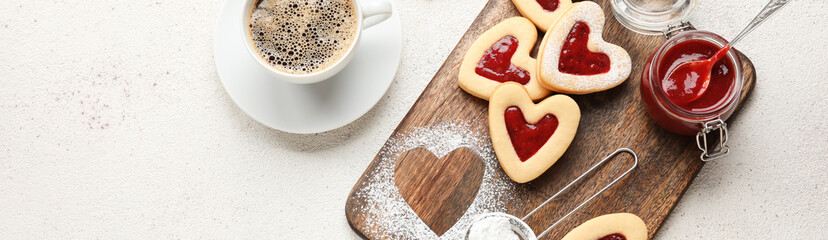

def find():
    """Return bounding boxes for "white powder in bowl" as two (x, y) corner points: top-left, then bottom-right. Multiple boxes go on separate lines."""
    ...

(468, 216), (521, 240)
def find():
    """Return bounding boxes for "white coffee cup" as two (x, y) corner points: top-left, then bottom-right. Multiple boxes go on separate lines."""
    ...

(241, 0), (393, 84)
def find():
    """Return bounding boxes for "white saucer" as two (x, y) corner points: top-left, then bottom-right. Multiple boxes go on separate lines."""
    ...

(214, 0), (402, 134)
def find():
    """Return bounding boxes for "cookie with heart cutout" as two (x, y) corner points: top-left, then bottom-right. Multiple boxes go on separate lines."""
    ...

(459, 17), (550, 101)
(561, 213), (648, 240)
(537, 1), (632, 94)
(488, 82), (580, 183)
(511, 0), (573, 32)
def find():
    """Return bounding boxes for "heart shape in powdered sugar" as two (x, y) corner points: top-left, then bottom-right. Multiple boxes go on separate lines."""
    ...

(394, 147), (484, 236)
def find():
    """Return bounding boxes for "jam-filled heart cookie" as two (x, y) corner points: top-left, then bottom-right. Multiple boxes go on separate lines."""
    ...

(489, 82), (580, 183)
(537, 1), (632, 94)
(459, 17), (550, 101)
(512, 0), (573, 32)
(562, 213), (648, 240)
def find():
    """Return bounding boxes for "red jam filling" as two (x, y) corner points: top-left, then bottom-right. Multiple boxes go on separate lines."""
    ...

(559, 21), (611, 75)
(659, 39), (735, 112)
(598, 233), (626, 240)
(476, 36), (531, 85)
(537, 0), (560, 11)
(504, 106), (559, 161)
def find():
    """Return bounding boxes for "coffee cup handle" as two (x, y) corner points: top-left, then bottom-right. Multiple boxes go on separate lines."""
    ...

(361, 0), (392, 29)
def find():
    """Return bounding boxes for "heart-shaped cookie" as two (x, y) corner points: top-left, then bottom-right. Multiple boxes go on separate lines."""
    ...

(488, 82), (580, 183)
(511, 0), (573, 31)
(394, 147), (484, 236)
(562, 213), (648, 240)
(537, 1), (631, 94)
(459, 17), (550, 101)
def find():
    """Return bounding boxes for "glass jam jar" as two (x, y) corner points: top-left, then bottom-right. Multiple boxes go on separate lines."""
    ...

(640, 27), (744, 161)
(610, 0), (696, 35)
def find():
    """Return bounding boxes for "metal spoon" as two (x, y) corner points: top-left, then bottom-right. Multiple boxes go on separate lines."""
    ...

(664, 0), (792, 104)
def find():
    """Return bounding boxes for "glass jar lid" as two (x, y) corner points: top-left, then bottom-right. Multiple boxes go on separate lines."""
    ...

(610, 0), (696, 35)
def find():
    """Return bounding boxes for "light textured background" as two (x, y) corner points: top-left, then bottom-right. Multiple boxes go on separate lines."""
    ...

(1, 0), (825, 239)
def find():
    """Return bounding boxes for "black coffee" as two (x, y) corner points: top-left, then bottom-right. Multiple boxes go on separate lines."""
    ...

(248, 0), (358, 74)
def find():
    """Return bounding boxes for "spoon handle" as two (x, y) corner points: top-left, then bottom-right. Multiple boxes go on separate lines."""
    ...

(731, 0), (793, 45)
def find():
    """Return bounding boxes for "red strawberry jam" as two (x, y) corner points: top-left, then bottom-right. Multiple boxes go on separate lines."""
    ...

(640, 30), (741, 135)
(476, 36), (531, 85)
(659, 39), (735, 112)
(598, 233), (626, 240)
(504, 106), (559, 161)
(537, 0), (560, 11)
(559, 21), (611, 75)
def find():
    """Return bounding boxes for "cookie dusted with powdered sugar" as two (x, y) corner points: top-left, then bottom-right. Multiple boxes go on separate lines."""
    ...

(537, 1), (631, 94)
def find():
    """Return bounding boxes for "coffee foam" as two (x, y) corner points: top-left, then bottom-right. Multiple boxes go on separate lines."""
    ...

(249, 0), (358, 74)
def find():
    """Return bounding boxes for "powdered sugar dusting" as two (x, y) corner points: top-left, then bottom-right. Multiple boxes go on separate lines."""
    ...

(350, 120), (527, 239)
(467, 216), (520, 240)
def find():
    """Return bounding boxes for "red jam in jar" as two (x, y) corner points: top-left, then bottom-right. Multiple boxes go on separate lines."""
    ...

(640, 30), (743, 135)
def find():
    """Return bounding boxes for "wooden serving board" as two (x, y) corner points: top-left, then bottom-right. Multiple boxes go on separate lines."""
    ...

(346, 0), (756, 239)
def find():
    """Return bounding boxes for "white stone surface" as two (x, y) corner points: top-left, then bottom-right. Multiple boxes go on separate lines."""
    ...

(0, 0), (825, 239)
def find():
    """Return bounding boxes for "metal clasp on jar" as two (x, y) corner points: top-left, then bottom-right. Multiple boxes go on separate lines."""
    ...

(696, 119), (730, 161)
(663, 21), (695, 39)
